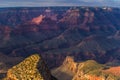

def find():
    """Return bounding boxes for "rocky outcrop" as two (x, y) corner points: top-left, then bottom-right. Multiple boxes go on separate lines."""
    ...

(74, 60), (120, 80)
(60, 8), (80, 25)
(52, 56), (77, 80)
(62, 56), (78, 73)
(32, 15), (45, 25)
(72, 60), (104, 80)
(103, 66), (120, 76)
(52, 56), (120, 80)
(3, 54), (56, 80)
(83, 11), (94, 24)
(44, 9), (57, 21)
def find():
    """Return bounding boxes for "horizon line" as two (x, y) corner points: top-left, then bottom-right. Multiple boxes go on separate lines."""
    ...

(0, 5), (119, 8)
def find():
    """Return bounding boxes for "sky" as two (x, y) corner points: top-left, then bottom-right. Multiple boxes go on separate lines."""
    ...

(0, 0), (120, 7)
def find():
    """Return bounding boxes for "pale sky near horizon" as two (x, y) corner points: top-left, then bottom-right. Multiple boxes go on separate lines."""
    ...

(0, 0), (120, 7)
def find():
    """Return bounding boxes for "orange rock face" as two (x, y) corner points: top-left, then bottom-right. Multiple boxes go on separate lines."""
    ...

(73, 75), (104, 80)
(86, 75), (104, 80)
(32, 15), (45, 25)
(104, 66), (120, 76)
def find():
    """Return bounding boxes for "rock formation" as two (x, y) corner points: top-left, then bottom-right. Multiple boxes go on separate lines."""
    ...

(52, 56), (77, 80)
(52, 56), (120, 80)
(3, 54), (57, 80)
(62, 56), (78, 73)
(83, 11), (94, 24)
(103, 66), (120, 76)
(43, 8), (57, 21)
(88, 12), (94, 23)
(60, 8), (80, 25)
(83, 11), (89, 24)
(32, 15), (45, 25)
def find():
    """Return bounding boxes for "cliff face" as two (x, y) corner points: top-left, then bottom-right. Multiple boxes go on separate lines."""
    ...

(31, 15), (45, 25)
(3, 54), (56, 80)
(52, 56), (120, 80)
(52, 56), (77, 80)
(62, 56), (78, 74)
